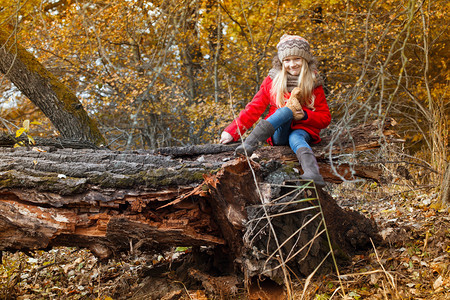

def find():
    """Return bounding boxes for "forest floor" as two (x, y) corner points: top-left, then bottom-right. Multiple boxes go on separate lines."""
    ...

(1, 183), (449, 300)
(295, 183), (450, 300)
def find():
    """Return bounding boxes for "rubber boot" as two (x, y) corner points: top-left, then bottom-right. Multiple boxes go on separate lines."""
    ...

(296, 147), (325, 186)
(235, 119), (275, 156)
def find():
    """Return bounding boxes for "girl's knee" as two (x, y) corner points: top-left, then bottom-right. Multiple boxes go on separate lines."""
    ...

(289, 131), (311, 152)
(290, 142), (311, 153)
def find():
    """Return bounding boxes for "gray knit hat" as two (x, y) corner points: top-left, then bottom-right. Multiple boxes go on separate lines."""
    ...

(277, 34), (313, 63)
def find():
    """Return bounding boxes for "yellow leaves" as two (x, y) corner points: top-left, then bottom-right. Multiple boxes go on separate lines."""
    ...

(15, 127), (26, 139)
(0, 0), (42, 25)
(0, 0), (446, 150)
(13, 120), (41, 148)
(410, 134), (422, 143)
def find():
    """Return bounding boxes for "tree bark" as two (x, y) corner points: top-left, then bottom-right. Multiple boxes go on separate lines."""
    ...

(0, 146), (381, 284)
(0, 147), (226, 259)
(0, 119), (399, 282)
(441, 162), (450, 205)
(0, 28), (105, 146)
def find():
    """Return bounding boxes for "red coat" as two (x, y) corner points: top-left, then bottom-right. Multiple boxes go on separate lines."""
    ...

(224, 76), (331, 144)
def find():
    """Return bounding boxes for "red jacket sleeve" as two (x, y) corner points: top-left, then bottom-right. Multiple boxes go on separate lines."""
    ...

(224, 76), (272, 141)
(300, 86), (331, 130)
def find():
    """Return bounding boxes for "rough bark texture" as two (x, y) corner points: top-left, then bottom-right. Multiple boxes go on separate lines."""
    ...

(0, 119), (399, 286)
(205, 158), (381, 283)
(0, 28), (105, 146)
(0, 147), (380, 275)
(441, 162), (450, 205)
(0, 146), (227, 259)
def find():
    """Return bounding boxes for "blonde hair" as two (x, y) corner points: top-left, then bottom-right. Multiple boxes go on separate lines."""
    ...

(271, 57), (316, 109)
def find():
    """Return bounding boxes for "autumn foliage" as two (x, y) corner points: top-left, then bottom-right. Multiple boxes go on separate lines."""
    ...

(0, 2), (450, 299)
(0, 0), (448, 179)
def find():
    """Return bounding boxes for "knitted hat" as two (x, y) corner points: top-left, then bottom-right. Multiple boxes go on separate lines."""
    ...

(277, 34), (313, 63)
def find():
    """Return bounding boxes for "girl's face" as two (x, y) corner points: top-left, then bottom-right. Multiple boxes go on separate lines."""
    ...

(282, 56), (303, 76)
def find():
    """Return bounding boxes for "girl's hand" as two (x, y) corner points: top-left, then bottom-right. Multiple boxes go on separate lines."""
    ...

(286, 93), (304, 120)
(286, 96), (302, 112)
(292, 109), (305, 120)
(287, 87), (305, 120)
(219, 131), (234, 144)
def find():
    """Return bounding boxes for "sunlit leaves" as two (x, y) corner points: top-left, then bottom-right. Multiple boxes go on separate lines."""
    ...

(13, 119), (41, 147)
(0, 0), (42, 25)
(0, 0), (447, 157)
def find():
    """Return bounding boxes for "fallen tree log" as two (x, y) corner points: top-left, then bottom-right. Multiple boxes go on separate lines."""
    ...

(0, 146), (227, 259)
(0, 119), (399, 289)
(205, 158), (381, 282)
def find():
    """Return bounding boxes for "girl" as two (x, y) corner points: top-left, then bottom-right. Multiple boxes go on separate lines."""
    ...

(219, 34), (331, 185)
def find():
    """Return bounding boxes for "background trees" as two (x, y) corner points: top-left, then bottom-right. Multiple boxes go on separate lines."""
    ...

(0, 0), (448, 198)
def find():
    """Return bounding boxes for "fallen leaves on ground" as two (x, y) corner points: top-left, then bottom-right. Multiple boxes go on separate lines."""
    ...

(1, 185), (449, 299)
(296, 185), (450, 299)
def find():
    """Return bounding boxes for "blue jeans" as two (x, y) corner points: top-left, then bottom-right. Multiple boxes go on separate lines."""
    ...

(266, 107), (312, 153)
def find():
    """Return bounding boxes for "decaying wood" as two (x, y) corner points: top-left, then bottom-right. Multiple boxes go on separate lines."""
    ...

(0, 147), (227, 259)
(205, 158), (381, 282)
(0, 119), (398, 285)
(0, 149), (380, 278)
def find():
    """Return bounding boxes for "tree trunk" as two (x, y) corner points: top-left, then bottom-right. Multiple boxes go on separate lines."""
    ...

(0, 146), (227, 259)
(0, 28), (105, 146)
(441, 162), (450, 205)
(204, 158), (381, 282)
(0, 145), (381, 273)
(0, 119), (399, 284)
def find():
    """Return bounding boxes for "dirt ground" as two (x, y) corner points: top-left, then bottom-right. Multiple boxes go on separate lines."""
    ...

(294, 183), (450, 299)
(1, 182), (449, 300)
